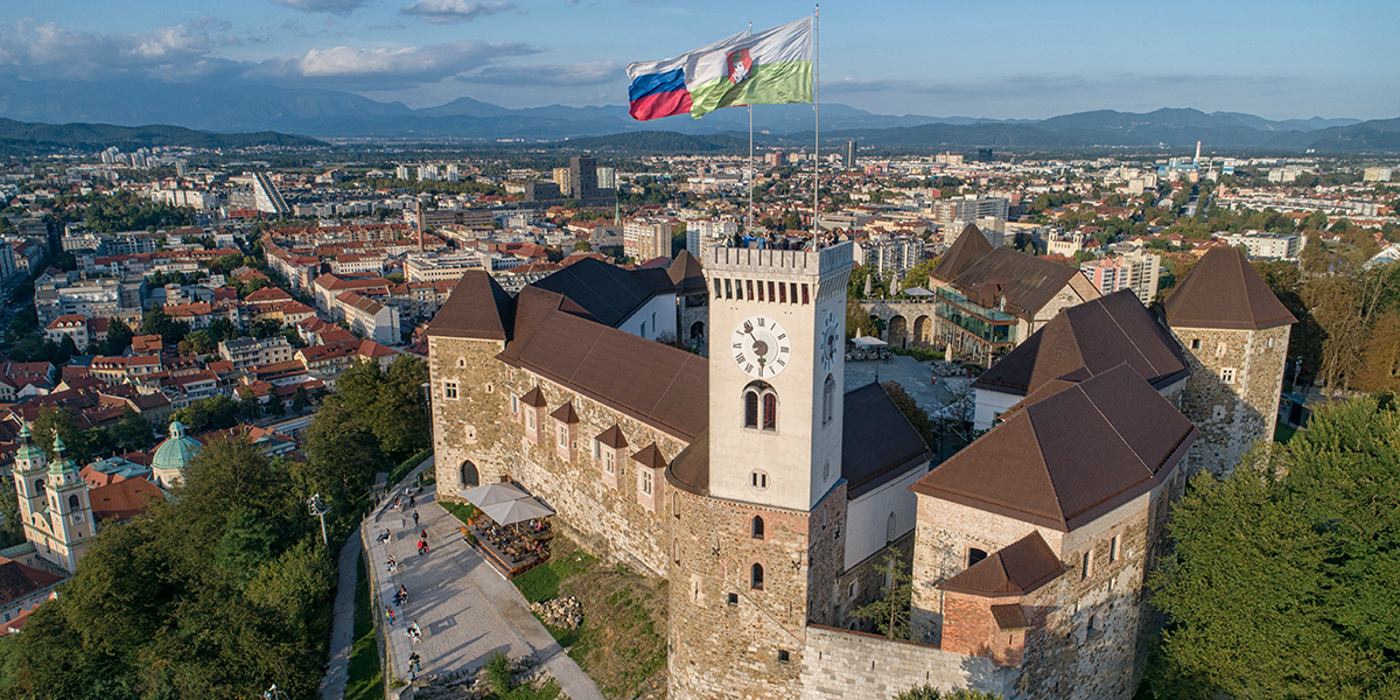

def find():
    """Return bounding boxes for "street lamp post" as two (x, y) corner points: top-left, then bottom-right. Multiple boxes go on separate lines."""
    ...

(307, 493), (330, 547)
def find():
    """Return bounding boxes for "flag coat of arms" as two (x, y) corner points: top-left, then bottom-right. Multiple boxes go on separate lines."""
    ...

(627, 16), (814, 121)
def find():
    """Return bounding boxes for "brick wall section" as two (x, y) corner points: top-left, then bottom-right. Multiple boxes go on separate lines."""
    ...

(799, 624), (1015, 699)
(667, 484), (847, 699)
(910, 497), (1066, 645)
(941, 592), (1026, 667)
(1170, 324), (1290, 477)
(430, 335), (682, 575)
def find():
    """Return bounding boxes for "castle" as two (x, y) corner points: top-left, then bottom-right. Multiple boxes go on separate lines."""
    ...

(427, 241), (1292, 699)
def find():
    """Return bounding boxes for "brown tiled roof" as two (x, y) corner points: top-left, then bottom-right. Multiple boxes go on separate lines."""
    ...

(843, 383), (932, 499)
(667, 249), (708, 295)
(596, 424), (629, 449)
(972, 289), (1189, 397)
(426, 270), (513, 341)
(549, 401), (579, 424)
(88, 476), (165, 523)
(948, 247), (1083, 319)
(520, 387), (548, 408)
(631, 443), (668, 470)
(0, 557), (63, 606)
(498, 287), (707, 441)
(911, 364), (1195, 531)
(990, 603), (1031, 631)
(941, 532), (1064, 597)
(1162, 246), (1296, 330)
(665, 429), (709, 496)
(932, 224), (995, 282)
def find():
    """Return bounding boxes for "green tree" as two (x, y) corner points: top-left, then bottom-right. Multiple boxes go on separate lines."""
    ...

(851, 547), (913, 640)
(177, 329), (217, 356)
(303, 399), (385, 507)
(111, 410), (155, 453)
(0, 477), (23, 548)
(101, 317), (134, 356)
(1147, 397), (1400, 699)
(207, 317), (238, 342)
(291, 384), (312, 413)
(32, 406), (83, 460)
(267, 387), (286, 417)
(173, 395), (240, 432)
(893, 687), (1002, 700)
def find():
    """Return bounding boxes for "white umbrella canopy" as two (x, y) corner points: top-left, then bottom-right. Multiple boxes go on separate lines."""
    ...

(458, 482), (531, 508)
(481, 497), (556, 526)
(850, 336), (888, 348)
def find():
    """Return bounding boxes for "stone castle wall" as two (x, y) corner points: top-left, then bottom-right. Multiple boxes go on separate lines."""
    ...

(430, 335), (683, 576)
(799, 624), (1016, 699)
(1171, 324), (1290, 477)
(667, 483), (848, 700)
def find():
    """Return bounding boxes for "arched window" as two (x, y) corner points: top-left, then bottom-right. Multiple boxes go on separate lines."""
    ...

(33, 479), (42, 493)
(743, 381), (777, 431)
(752, 516), (765, 539)
(68, 495), (79, 510)
(886, 512), (897, 543)
(460, 461), (480, 488)
(822, 375), (835, 425)
(751, 563), (764, 590)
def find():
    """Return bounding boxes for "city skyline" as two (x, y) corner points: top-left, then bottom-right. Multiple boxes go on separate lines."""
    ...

(0, 0), (1395, 121)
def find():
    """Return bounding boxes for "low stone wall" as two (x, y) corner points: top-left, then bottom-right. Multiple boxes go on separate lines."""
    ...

(800, 624), (1015, 700)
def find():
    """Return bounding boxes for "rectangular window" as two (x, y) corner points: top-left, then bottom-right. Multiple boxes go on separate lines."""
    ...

(1109, 535), (1121, 563)
(640, 469), (653, 495)
(1190, 338), (1201, 350)
(526, 411), (536, 430)
(779, 283), (787, 303)
(557, 424), (568, 448)
(1221, 367), (1236, 383)
(1216, 342), (1227, 357)
(1081, 550), (1094, 580)
(777, 649), (790, 663)
(593, 439), (601, 461)
(444, 381), (459, 400)
(724, 278), (732, 299)
(790, 282), (798, 304)
(767, 281), (776, 301)
(802, 284), (810, 305)
(757, 279), (764, 301)
(510, 395), (519, 415)
(746, 280), (755, 300)
(603, 450), (615, 475)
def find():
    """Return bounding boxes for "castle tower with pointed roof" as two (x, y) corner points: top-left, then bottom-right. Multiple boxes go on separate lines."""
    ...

(1160, 246), (1295, 477)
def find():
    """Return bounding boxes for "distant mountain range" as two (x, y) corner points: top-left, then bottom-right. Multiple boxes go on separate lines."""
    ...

(0, 76), (1394, 153)
(0, 118), (323, 157)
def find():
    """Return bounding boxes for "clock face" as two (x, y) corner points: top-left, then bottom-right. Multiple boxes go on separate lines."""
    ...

(732, 316), (791, 379)
(820, 310), (840, 373)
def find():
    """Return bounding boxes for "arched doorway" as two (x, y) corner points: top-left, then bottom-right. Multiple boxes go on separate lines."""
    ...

(913, 315), (932, 346)
(690, 321), (705, 340)
(886, 315), (908, 348)
(460, 460), (479, 488)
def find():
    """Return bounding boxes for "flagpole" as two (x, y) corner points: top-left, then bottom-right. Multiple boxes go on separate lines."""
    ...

(812, 5), (820, 239)
(747, 21), (754, 240)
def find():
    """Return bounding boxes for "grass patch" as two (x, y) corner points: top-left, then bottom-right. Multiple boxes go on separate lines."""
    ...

(345, 550), (384, 700)
(526, 536), (667, 700)
(513, 546), (595, 604)
(386, 448), (433, 489)
(443, 501), (479, 526)
(1275, 422), (1299, 443)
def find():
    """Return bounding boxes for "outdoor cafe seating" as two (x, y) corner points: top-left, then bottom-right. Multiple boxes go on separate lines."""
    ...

(457, 482), (556, 577)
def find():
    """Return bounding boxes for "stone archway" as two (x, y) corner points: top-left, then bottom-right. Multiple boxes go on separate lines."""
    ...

(913, 315), (933, 347)
(460, 460), (479, 488)
(886, 315), (909, 348)
(689, 321), (705, 340)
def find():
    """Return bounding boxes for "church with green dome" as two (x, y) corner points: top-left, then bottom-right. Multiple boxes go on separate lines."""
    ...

(151, 421), (202, 489)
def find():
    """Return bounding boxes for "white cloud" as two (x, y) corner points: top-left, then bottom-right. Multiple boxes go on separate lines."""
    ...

(399, 0), (516, 24)
(0, 19), (234, 80)
(245, 39), (538, 88)
(457, 61), (621, 86)
(269, 0), (371, 15)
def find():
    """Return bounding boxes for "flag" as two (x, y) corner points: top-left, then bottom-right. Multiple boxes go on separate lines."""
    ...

(627, 16), (814, 121)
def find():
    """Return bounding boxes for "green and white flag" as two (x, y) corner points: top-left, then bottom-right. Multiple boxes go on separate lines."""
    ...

(686, 16), (814, 119)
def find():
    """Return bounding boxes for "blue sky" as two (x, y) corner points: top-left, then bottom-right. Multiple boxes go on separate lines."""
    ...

(0, 0), (1395, 119)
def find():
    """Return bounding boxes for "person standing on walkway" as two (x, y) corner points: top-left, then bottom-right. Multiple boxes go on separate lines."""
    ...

(408, 652), (421, 680)
(413, 510), (420, 527)
(385, 605), (396, 626)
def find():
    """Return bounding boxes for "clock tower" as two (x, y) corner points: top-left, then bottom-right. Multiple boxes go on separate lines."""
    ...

(668, 241), (855, 700)
(704, 242), (853, 512)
